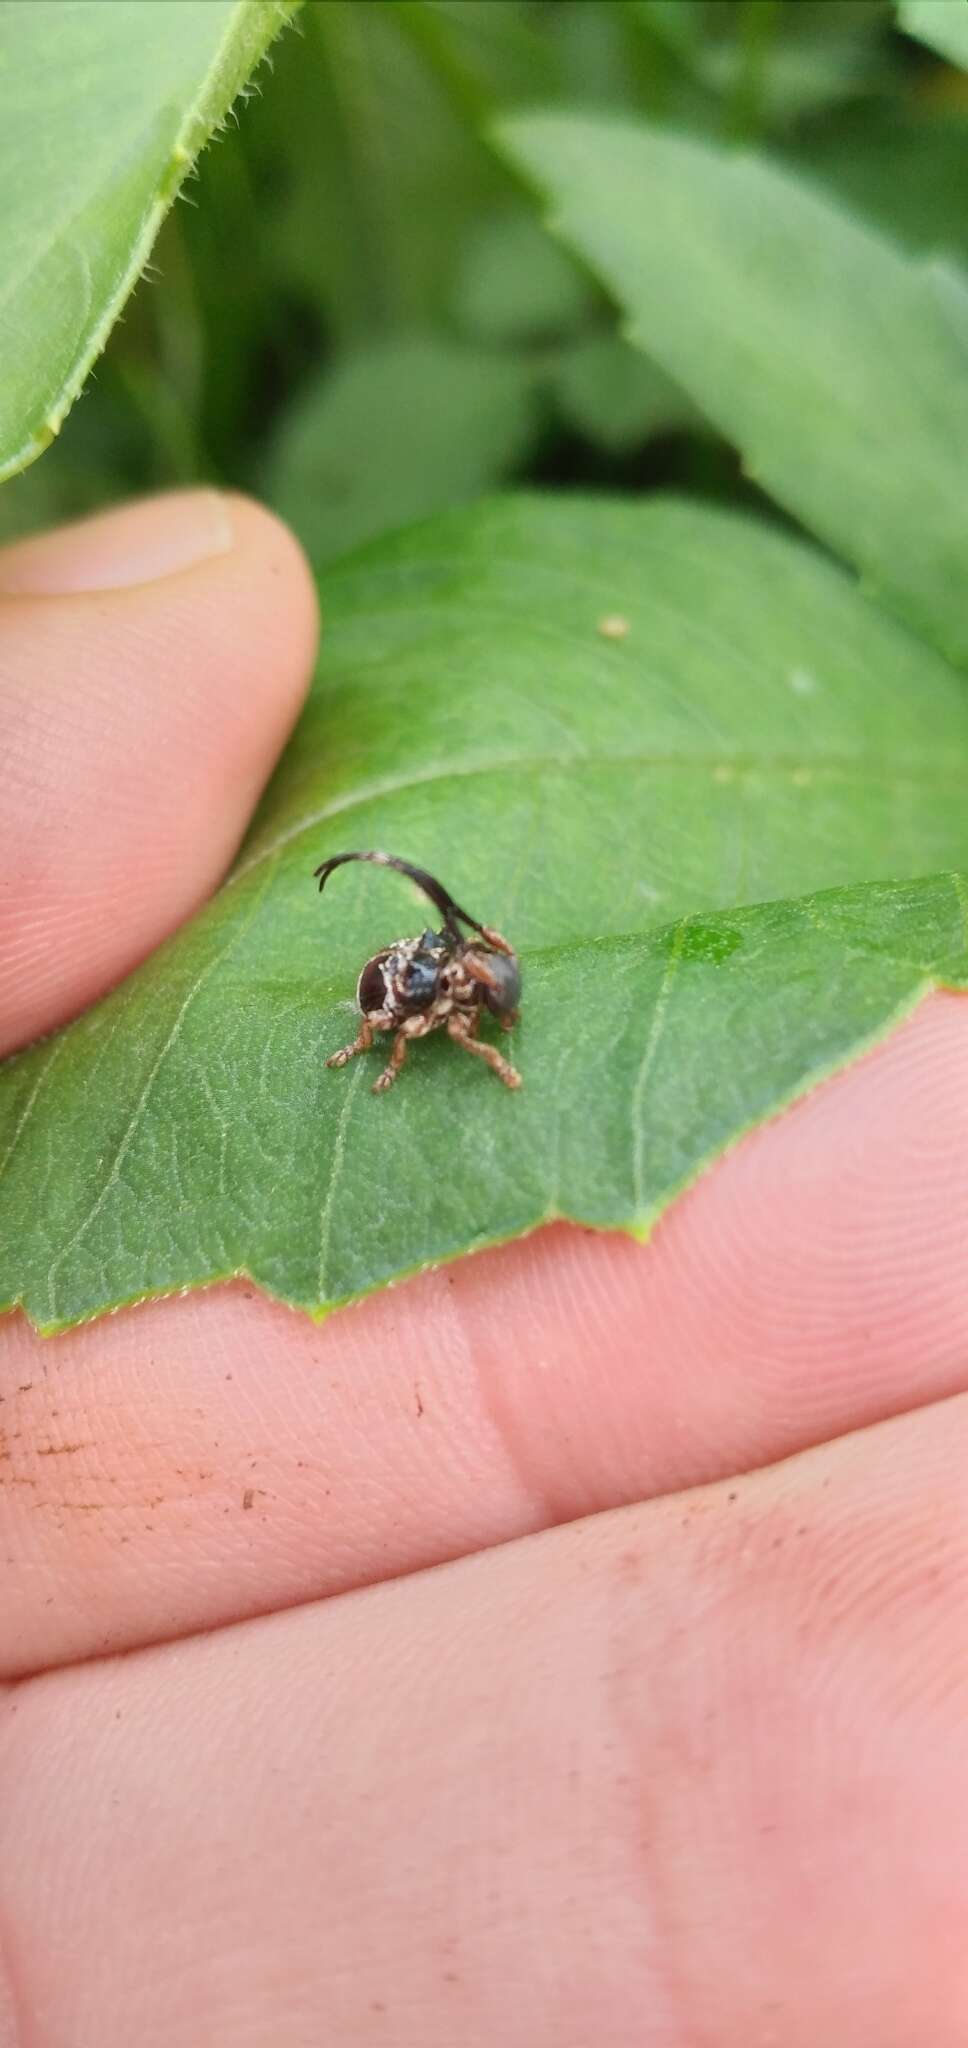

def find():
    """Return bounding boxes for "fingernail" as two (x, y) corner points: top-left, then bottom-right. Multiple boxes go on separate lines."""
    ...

(0, 489), (234, 595)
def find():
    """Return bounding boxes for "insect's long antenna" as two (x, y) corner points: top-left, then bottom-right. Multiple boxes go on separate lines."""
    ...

(313, 850), (489, 941)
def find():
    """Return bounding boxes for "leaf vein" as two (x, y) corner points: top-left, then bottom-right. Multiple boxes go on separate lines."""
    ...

(316, 1060), (365, 1302)
(43, 853), (279, 1321)
(233, 748), (966, 888)
(630, 919), (689, 1217)
(0, 1034), (68, 1185)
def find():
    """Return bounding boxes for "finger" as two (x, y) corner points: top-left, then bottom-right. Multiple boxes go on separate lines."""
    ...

(3, 1393), (968, 2046)
(0, 490), (318, 1054)
(2, 989), (968, 1676)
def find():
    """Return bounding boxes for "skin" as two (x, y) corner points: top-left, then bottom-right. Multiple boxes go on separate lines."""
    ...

(1, 490), (968, 2046)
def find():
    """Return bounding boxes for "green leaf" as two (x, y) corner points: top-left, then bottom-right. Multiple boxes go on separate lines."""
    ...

(552, 333), (699, 452)
(496, 113), (968, 664)
(388, 0), (561, 115)
(630, 0), (898, 127)
(789, 108), (968, 267)
(241, 0), (508, 342)
(552, 0), (657, 112)
(898, 0), (968, 69)
(0, 0), (296, 485)
(264, 335), (541, 560)
(0, 377), (152, 544)
(451, 211), (593, 346)
(701, 18), (896, 127)
(4, 494), (968, 1333)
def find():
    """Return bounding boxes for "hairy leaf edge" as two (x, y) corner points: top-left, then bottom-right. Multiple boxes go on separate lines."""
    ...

(0, 0), (301, 486)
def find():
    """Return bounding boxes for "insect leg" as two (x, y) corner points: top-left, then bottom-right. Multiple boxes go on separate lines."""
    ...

(372, 1012), (434, 1093)
(326, 1018), (377, 1069)
(327, 1009), (394, 1070)
(446, 1010), (521, 1089)
(478, 925), (515, 957)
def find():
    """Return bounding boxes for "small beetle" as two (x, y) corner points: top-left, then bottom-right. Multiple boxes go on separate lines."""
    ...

(315, 850), (522, 1093)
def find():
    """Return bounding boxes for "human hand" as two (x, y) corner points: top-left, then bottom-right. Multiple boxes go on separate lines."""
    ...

(2, 492), (967, 2045)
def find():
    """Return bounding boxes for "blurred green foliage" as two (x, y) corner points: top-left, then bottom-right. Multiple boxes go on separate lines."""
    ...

(1, 0), (964, 561)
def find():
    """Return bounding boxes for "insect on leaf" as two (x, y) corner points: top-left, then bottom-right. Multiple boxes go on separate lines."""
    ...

(2, 495), (968, 1331)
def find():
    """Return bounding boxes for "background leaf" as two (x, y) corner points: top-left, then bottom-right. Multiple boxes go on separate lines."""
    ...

(3, 493), (968, 1332)
(450, 210), (593, 346)
(898, 0), (968, 70)
(496, 112), (968, 664)
(0, 0), (297, 483)
(789, 107), (968, 266)
(2, 1), (935, 555)
(265, 333), (541, 561)
(633, 0), (898, 128)
(552, 334), (699, 453)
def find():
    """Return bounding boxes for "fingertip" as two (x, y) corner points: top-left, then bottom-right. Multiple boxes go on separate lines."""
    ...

(0, 488), (318, 627)
(0, 491), (319, 1053)
(216, 490), (320, 659)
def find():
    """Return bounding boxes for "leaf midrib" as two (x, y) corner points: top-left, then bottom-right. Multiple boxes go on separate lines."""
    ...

(96, 868), (968, 1012)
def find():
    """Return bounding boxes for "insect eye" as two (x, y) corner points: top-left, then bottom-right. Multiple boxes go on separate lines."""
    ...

(357, 953), (389, 1014)
(479, 951), (521, 1018)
